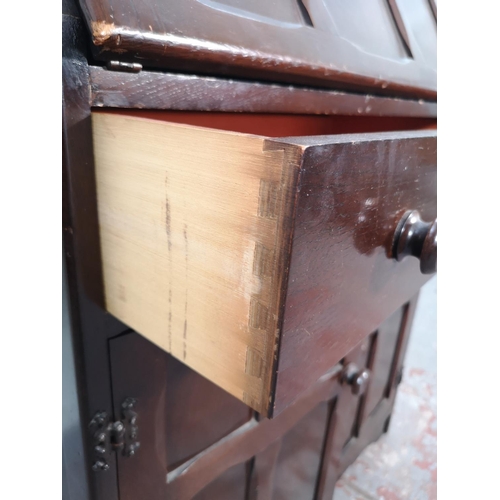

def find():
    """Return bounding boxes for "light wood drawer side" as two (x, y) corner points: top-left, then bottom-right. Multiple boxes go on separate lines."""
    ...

(92, 113), (299, 414)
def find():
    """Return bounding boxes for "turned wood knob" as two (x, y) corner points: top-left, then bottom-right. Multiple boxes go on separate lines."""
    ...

(392, 210), (437, 274)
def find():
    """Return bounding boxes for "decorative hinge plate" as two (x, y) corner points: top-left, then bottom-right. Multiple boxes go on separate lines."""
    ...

(89, 397), (140, 472)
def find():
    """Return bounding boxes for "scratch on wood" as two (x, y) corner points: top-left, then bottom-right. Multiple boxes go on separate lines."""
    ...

(91, 21), (116, 45)
(166, 174), (172, 352)
(165, 177), (172, 251)
(183, 224), (188, 360)
(168, 290), (172, 352)
(183, 318), (187, 360)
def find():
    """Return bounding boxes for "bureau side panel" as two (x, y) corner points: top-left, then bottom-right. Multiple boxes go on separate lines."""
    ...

(92, 113), (295, 414)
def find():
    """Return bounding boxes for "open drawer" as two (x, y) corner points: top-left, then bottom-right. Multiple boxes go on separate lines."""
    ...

(92, 112), (436, 417)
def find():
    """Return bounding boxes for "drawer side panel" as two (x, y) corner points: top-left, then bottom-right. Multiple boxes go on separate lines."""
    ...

(92, 113), (296, 414)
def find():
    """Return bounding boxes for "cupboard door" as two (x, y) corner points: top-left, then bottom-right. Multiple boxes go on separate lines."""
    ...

(316, 297), (419, 497)
(107, 330), (345, 499)
(104, 296), (417, 499)
(108, 332), (253, 500)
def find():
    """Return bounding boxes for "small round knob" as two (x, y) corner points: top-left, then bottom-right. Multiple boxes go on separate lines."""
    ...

(392, 210), (437, 274)
(92, 459), (110, 472)
(341, 363), (371, 396)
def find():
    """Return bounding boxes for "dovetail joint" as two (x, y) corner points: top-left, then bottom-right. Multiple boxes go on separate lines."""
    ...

(249, 297), (269, 330)
(258, 180), (279, 219)
(245, 347), (264, 378)
(242, 392), (261, 411)
(253, 243), (274, 278)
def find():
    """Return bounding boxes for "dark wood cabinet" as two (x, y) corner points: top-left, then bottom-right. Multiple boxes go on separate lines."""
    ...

(79, 0), (436, 99)
(95, 298), (416, 499)
(90, 112), (435, 417)
(63, 0), (436, 498)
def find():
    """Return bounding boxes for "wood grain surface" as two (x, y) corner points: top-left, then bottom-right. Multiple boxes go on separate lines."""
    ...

(106, 298), (415, 500)
(92, 112), (298, 414)
(269, 131), (436, 414)
(92, 112), (436, 417)
(89, 66), (437, 118)
(79, 0), (436, 99)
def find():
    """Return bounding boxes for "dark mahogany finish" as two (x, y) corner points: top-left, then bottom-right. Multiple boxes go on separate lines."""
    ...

(316, 298), (418, 499)
(89, 66), (437, 118)
(109, 333), (253, 500)
(268, 131), (436, 415)
(63, 12), (128, 500)
(393, 210), (437, 274)
(78, 0), (436, 99)
(101, 297), (415, 500)
(63, 1), (436, 498)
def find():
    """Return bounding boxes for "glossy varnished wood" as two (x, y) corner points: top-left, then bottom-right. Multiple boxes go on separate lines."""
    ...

(109, 333), (252, 500)
(102, 297), (416, 499)
(108, 329), (343, 499)
(272, 401), (330, 499)
(91, 113), (436, 416)
(193, 463), (248, 500)
(268, 131), (436, 414)
(78, 0), (436, 99)
(64, 3), (436, 497)
(319, 297), (419, 496)
(393, 210), (437, 274)
(63, 12), (127, 500)
(89, 66), (437, 118)
(248, 439), (282, 500)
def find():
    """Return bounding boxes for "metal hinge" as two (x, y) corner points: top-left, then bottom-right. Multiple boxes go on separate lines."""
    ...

(106, 61), (142, 73)
(89, 397), (140, 472)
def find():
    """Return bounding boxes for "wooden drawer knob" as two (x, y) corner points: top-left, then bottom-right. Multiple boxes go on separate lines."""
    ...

(341, 363), (371, 396)
(392, 210), (437, 274)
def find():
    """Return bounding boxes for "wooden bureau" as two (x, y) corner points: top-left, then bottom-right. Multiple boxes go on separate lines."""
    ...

(62, 0), (436, 498)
